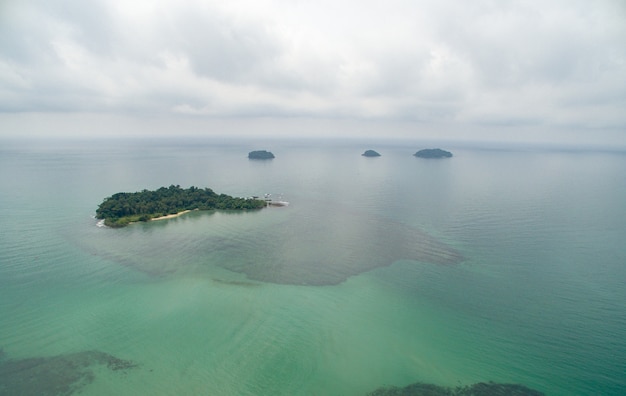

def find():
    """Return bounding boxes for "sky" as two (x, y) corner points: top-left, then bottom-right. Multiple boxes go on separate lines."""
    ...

(1, 0), (625, 145)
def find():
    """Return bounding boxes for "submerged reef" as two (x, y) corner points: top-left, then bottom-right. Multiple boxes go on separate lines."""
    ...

(367, 381), (544, 396)
(0, 350), (138, 395)
(83, 204), (463, 286)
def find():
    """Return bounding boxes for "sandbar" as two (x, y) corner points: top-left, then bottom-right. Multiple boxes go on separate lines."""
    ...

(150, 209), (193, 221)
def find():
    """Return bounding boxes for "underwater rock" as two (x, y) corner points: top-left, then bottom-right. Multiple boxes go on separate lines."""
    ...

(248, 150), (275, 159)
(0, 350), (138, 395)
(367, 381), (544, 396)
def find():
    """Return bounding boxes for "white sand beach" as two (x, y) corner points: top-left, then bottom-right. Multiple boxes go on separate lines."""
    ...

(150, 210), (192, 221)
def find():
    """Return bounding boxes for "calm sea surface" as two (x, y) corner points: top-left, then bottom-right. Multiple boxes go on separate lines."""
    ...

(0, 138), (625, 395)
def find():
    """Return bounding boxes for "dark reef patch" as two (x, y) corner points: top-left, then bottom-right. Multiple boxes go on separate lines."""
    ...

(367, 381), (544, 396)
(0, 350), (138, 396)
(212, 277), (262, 287)
(82, 202), (463, 286)
(214, 208), (463, 286)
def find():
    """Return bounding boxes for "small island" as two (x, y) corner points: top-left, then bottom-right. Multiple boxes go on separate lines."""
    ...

(248, 150), (275, 160)
(96, 185), (267, 227)
(362, 150), (381, 157)
(414, 148), (453, 158)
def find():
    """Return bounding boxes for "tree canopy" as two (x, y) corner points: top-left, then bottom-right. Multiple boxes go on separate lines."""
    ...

(248, 150), (275, 159)
(96, 185), (267, 227)
(414, 148), (453, 158)
(362, 150), (381, 157)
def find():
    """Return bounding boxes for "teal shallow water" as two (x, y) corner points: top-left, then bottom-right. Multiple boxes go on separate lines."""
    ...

(1, 139), (625, 395)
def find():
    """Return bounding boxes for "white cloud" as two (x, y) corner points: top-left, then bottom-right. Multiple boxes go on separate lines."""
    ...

(0, 0), (625, 142)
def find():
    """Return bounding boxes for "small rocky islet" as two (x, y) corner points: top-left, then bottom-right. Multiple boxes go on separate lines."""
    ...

(362, 149), (381, 157)
(248, 150), (275, 159)
(414, 148), (453, 158)
(247, 148), (454, 159)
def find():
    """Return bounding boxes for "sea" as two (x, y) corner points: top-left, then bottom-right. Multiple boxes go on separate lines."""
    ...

(0, 137), (624, 395)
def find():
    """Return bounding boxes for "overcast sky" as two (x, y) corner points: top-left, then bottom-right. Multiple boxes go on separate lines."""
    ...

(1, 0), (625, 144)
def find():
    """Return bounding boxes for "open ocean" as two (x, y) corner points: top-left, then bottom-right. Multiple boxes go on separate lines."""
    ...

(1, 138), (625, 395)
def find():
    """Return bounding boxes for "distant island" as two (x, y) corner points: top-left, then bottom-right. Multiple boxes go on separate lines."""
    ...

(96, 185), (267, 227)
(414, 148), (453, 158)
(248, 150), (275, 159)
(362, 150), (381, 157)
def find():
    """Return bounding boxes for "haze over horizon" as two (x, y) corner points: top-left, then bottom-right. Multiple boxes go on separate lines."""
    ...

(1, 0), (625, 146)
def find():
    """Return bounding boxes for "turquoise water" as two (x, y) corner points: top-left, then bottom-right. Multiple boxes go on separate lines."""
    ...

(1, 138), (625, 395)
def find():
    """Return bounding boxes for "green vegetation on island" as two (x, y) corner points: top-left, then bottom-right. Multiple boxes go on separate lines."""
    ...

(96, 185), (267, 227)
(414, 148), (453, 158)
(362, 149), (381, 157)
(248, 150), (275, 159)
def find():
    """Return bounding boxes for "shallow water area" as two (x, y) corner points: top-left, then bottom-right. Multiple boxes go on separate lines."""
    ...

(82, 203), (462, 285)
(1, 138), (625, 395)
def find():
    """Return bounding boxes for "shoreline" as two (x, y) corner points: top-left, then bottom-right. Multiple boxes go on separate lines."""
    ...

(150, 210), (193, 221)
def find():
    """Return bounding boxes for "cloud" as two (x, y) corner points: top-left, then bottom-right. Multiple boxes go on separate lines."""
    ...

(0, 0), (625, 140)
